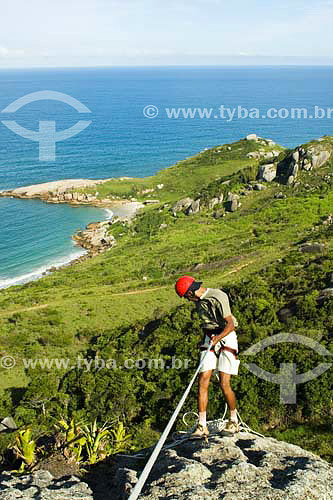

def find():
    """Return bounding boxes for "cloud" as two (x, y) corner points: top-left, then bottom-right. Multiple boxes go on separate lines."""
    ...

(0, 47), (25, 58)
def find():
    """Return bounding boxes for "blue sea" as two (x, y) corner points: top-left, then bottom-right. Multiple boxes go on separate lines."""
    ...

(0, 66), (333, 288)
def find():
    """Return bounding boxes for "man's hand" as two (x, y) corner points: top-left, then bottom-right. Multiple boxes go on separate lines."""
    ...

(210, 317), (235, 346)
(210, 334), (223, 347)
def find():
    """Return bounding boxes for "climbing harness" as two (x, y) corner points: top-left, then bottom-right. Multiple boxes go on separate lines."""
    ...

(200, 343), (238, 359)
(127, 342), (264, 500)
(200, 328), (238, 359)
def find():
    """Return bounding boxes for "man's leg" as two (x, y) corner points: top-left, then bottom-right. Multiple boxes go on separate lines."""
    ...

(198, 369), (213, 414)
(219, 372), (237, 416)
(219, 372), (239, 433)
(191, 370), (213, 437)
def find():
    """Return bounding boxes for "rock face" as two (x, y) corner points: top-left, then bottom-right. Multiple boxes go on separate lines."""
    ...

(0, 470), (93, 499)
(278, 145), (332, 184)
(172, 198), (201, 216)
(172, 197), (194, 214)
(109, 430), (333, 500)
(226, 193), (239, 212)
(185, 199), (200, 215)
(258, 163), (277, 182)
(73, 221), (116, 254)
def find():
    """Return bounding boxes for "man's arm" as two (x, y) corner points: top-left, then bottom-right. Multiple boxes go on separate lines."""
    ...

(210, 315), (235, 346)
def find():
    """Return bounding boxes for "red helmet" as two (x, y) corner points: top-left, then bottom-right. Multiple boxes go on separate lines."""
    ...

(175, 275), (195, 297)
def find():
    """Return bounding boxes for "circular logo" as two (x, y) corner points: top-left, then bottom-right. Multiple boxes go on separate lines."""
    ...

(143, 105), (159, 119)
(1, 356), (16, 369)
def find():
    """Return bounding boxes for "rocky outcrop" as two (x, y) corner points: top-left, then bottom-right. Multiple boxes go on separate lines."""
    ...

(109, 429), (333, 500)
(247, 150), (280, 160)
(171, 198), (201, 216)
(0, 470), (93, 499)
(185, 199), (200, 215)
(172, 197), (194, 214)
(226, 193), (239, 212)
(0, 179), (111, 204)
(278, 144), (332, 185)
(73, 221), (116, 254)
(258, 163), (277, 182)
(208, 194), (224, 210)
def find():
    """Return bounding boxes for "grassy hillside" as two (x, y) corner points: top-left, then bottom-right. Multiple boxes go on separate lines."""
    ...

(0, 135), (332, 466)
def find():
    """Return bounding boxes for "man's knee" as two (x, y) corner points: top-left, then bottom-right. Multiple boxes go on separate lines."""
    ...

(199, 371), (211, 389)
(220, 375), (231, 392)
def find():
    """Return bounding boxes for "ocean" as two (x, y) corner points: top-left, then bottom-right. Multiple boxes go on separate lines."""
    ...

(0, 66), (333, 287)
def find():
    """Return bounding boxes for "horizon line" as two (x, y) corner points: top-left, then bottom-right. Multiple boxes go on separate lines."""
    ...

(1, 62), (333, 71)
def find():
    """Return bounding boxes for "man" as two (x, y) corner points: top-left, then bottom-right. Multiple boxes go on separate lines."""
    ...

(175, 275), (240, 437)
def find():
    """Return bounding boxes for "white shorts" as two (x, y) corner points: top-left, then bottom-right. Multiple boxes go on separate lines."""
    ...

(199, 331), (240, 375)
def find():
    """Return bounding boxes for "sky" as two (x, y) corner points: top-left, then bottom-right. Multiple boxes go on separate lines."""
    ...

(1, 0), (333, 68)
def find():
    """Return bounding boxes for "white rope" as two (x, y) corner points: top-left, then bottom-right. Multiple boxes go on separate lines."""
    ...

(128, 341), (213, 500)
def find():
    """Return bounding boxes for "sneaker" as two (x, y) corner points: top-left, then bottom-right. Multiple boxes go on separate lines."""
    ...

(190, 423), (209, 439)
(223, 420), (240, 434)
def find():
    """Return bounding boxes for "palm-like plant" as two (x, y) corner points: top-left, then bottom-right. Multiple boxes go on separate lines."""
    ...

(55, 418), (86, 463)
(81, 420), (112, 464)
(13, 429), (37, 472)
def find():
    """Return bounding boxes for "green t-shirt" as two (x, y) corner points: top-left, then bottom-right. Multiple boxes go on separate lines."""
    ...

(196, 288), (238, 330)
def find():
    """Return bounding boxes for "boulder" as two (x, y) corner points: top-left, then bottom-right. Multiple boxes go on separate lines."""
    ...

(317, 288), (333, 302)
(274, 192), (286, 199)
(292, 151), (300, 162)
(311, 150), (331, 168)
(302, 158), (312, 171)
(291, 163), (299, 177)
(213, 208), (225, 219)
(300, 242), (326, 254)
(322, 214), (333, 225)
(172, 197), (194, 213)
(258, 164), (277, 182)
(247, 152), (260, 159)
(208, 197), (219, 210)
(253, 183), (267, 191)
(246, 134), (257, 141)
(0, 416), (17, 433)
(226, 193), (239, 212)
(186, 199), (200, 215)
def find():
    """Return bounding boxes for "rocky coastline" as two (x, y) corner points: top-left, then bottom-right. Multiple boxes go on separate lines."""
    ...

(0, 178), (144, 257)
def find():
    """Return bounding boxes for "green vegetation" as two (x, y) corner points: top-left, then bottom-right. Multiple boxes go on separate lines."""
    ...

(12, 429), (37, 472)
(0, 136), (332, 469)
